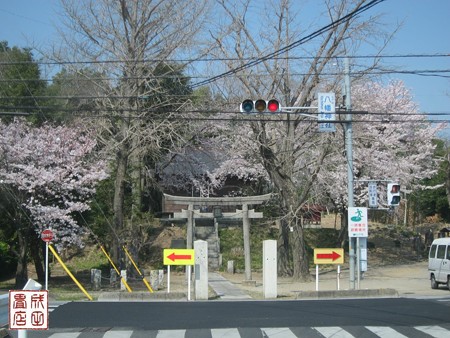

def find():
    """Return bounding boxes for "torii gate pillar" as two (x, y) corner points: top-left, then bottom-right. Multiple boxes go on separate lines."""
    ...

(242, 204), (251, 281)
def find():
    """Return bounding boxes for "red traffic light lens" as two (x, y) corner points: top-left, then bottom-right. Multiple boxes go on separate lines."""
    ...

(390, 184), (400, 193)
(255, 99), (266, 112)
(241, 99), (254, 113)
(267, 99), (280, 112)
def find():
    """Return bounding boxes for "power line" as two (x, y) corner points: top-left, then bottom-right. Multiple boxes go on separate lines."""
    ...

(2, 105), (450, 116)
(1, 68), (449, 83)
(190, 0), (386, 88)
(3, 105), (450, 114)
(0, 53), (448, 66)
(1, 110), (448, 124)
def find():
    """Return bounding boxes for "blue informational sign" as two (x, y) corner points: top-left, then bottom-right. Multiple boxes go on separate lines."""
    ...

(318, 93), (336, 132)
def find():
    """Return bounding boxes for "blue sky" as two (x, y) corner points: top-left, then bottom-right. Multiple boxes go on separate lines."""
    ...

(0, 0), (449, 116)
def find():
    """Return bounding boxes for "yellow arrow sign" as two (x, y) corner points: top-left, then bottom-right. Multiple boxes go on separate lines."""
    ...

(313, 248), (344, 265)
(163, 249), (195, 266)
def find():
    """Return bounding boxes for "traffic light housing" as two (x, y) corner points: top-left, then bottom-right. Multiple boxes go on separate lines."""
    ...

(239, 99), (280, 113)
(387, 183), (401, 206)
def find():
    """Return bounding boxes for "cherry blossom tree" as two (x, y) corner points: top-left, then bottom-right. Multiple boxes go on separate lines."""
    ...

(185, 0), (394, 279)
(159, 79), (443, 279)
(0, 119), (108, 287)
(318, 80), (445, 240)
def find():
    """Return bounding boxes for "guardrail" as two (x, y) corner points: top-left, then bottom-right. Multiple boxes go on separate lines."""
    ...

(0, 294), (8, 326)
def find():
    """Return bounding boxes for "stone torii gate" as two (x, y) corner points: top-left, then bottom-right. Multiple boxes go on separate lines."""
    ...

(163, 193), (272, 281)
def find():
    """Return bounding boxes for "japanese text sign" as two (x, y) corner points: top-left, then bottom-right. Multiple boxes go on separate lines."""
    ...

(348, 207), (368, 237)
(9, 290), (48, 330)
(318, 92), (336, 132)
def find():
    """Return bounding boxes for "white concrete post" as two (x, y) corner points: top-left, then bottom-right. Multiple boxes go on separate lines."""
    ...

(194, 239), (208, 300)
(120, 270), (127, 291)
(263, 240), (277, 299)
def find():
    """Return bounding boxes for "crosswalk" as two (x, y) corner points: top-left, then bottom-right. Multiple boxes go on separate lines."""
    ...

(7, 325), (450, 338)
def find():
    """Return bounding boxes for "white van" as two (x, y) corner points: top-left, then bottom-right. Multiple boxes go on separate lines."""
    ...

(428, 238), (450, 290)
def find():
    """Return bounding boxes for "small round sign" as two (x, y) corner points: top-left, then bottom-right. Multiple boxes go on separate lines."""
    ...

(41, 229), (54, 242)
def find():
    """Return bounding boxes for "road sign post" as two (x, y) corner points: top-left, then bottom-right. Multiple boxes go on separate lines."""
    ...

(348, 207), (368, 289)
(41, 229), (54, 291)
(163, 249), (195, 300)
(313, 248), (344, 291)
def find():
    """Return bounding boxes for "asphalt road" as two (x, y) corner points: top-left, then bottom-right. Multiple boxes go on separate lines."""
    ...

(48, 298), (450, 330)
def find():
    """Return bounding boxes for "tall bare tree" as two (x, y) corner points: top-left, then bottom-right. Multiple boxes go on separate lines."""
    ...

(55, 0), (209, 264)
(204, 0), (392, 279)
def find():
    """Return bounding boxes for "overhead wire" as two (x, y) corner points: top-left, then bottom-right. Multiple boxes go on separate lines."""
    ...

(0, 52), (448, 66)
(0, 67), (449, 84)
(190, 0), (387, 88)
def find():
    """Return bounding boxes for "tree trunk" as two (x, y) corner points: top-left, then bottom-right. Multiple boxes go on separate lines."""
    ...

(337, 209), (348, 247)
(15, 228), (28, 289)
(112, 143), (129, 268)
(277, 220), (292, 276)
(30, 236), (45, 284)
(30, 234), (45, 283)
(291, 220), (311, 281)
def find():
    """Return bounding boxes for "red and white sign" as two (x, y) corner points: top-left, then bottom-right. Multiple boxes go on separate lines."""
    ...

(41, 229), (54, 243)
(9, 290), (48, 330)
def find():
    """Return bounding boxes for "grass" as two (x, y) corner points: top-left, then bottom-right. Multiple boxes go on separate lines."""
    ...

(219, 225), (278, 272)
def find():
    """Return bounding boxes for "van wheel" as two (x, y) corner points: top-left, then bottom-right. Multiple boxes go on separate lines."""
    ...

(447, 277), (450, 291)
(431, 275), (439, 289)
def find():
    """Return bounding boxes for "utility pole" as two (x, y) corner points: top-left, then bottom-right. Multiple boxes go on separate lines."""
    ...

(344, 57), (356, 290)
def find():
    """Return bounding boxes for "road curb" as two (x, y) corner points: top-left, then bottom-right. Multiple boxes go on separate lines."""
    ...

(295, 288), (399, 299)
(98, 291), (186, 301)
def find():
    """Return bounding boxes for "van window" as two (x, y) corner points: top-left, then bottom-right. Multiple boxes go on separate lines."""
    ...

(437, 245), (446, 259)
(429, 244), (437, 258)
(447, 246), (450, 260)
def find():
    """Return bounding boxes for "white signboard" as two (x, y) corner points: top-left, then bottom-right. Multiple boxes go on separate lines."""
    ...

(318, 92), (336, 132)
(348, 207), (368, 237)
(368, 182), (378, 208)
(9, 290), (48, 330)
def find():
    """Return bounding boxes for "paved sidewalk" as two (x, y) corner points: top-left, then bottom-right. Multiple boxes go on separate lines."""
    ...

(221, 260), (450, 300)
(208, 272), (252, 300)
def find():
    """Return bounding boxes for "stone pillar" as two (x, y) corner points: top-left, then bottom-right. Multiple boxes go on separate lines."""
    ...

(227, 260), (235, 274)
(110, 269), (117, 286)
(150, 270), (160, 290)
(263, 240), (277, 299)
(120, 270), (127, 291)
(91, 269), (101, 290)
(242, 203), (252, 281)
(194, 239), (208, 300)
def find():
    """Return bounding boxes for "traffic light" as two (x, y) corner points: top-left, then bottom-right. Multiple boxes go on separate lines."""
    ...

(239, 99), (281, 113)
(387, 183), (401, 206)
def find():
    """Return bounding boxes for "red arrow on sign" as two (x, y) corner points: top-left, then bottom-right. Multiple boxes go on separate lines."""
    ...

(167, 252), (192, 262)
(316, 251), (341, 261)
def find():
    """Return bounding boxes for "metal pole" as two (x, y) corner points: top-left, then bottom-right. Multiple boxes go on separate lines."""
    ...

(242, 204), (252, 281)
(345, 57), (356, 290)
(45, 242), (49, 290)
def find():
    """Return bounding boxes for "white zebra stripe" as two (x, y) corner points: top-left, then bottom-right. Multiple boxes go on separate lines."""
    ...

(314, 326), (355, 337)
(262, 327), (298, 337)
(415, 325), (450, 338)
(365, 326), (408, 338)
